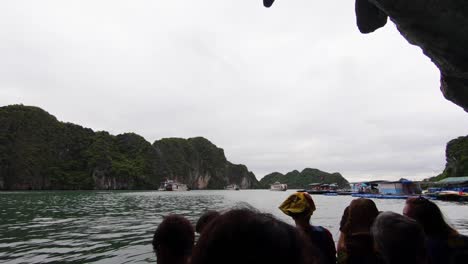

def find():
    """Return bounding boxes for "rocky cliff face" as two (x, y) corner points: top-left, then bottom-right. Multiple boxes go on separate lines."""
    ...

(356, 0), (468, 112)
(260, 168), (350, 189)
(0, 105), (259, 190)
(441, 135), (468, 178)
(153, 137), (259, 189)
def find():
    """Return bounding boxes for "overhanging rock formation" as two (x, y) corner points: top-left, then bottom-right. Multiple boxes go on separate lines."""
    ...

(356, 0), (468, 112)
(263, 0), (275, 8)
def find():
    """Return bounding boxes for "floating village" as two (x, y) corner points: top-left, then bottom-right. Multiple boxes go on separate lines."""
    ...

(157, 177), (468, 202)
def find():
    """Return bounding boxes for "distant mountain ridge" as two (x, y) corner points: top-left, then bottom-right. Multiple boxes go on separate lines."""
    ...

(260, 168), (350, 189)
(0, 105), (259, 190)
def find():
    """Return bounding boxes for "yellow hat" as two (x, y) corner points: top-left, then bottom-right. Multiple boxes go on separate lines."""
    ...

(279, 192), (316, 217)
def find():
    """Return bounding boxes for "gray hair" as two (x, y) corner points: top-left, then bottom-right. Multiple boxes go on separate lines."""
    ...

(371, 211), (427, 264)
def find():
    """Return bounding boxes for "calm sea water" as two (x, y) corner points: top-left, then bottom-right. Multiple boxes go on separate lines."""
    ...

(1, 190), (467, 263)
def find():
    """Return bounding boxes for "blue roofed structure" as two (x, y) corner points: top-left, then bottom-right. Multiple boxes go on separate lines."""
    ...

(351, 178), (421, 195)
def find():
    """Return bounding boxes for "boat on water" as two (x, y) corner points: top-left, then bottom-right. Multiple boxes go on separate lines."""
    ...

(435, 191), (468, 202)
(158, 180), (188, 191)
(424, 177), (468, 202)
(225, 184), (240, 190)
(270, 182), (287, 191)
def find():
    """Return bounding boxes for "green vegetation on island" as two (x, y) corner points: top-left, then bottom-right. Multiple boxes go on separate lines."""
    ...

(0, 105), (259, 190)
(3, 104), (463, 191)
(259, 168), (350, 189)
(429, 135), (468, 182)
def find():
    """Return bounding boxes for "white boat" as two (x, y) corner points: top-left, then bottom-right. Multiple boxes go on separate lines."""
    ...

(225, 184), (240, 190)
(158, 180), (188, 191)
(270, 182), (287, 191)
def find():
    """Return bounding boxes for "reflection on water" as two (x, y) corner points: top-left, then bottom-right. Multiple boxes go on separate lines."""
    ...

(0, 190), (467, 263)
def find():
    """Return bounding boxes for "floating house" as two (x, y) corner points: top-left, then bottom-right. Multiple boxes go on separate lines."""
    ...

(351, 181), (384, 194)
(351, 179), (421, 195)
(379, 179), (422, 195)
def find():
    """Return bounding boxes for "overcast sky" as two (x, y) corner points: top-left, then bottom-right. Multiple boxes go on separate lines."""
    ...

(1, 1), (467, 181)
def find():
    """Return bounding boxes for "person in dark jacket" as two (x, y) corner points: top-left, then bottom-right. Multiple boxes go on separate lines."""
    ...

(190, 208), (319, 264)
(404, 197), (468, 264)
(337, 198), (380, 264)
(372, 211), (428, 264)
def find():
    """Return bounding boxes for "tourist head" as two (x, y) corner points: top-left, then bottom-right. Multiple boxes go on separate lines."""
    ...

(341, 198), (379, 235)
(195, 210), (220, 234)
(404, 196), (458, 238)
(371, 211), (427, 264)
(190, 208), (318, 264)
(152, 214), (194, 264)
(279, 192), (316, 222)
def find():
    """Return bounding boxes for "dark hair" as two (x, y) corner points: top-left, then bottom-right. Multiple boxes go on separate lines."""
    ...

(404, 197), (458, 239)
(196, 211), (220, 234)
(341, 198), (379, 234)
(372, 211), (427, 264)
(152, 214), (194, 257)
(190, 208), (318, 264)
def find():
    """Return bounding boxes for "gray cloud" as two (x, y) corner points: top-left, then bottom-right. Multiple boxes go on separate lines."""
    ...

(1, 1), (466, 182)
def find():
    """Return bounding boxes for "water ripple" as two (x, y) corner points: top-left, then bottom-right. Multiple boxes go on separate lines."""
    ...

(0, 190), (467, 263)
